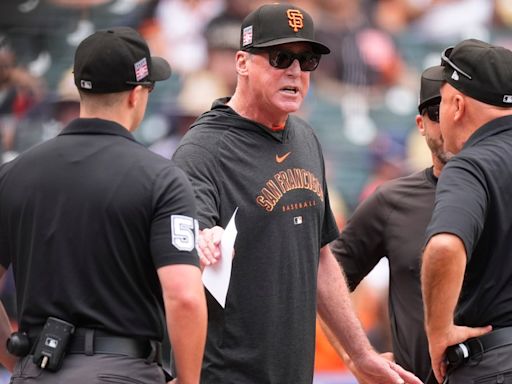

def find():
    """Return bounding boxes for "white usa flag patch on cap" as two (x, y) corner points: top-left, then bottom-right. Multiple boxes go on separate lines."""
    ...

(134, 57), (149, 81)
(242, 26), (253, 46)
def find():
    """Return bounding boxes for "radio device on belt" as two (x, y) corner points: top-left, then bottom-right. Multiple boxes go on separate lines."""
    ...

(32, 317), (75, 371)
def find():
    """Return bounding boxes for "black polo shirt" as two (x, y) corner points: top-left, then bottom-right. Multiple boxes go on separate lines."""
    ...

(332, 168), (436, 382)
(425, 115), (512, 328)
(0, 118), (199, 340)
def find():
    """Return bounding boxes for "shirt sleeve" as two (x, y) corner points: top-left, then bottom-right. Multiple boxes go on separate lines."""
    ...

(425, 156), (487, 259)
(172, 143), (220, 229)
(321, 183), (340, 247)
(330, 188), (389, 291)
(150, 165), (200, 269)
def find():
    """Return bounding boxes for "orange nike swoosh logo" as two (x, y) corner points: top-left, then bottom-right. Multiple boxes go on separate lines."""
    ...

(275, 151), (291, 163)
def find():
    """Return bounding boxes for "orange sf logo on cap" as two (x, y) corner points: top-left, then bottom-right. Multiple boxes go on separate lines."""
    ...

(287, 9), (304, 33)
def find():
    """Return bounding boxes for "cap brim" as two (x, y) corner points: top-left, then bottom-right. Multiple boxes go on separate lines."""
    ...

(252, 37), (330, 54)
(418, 96), (441, 113)
(423, 65), (444, 81)
(150, 56), (172, 81)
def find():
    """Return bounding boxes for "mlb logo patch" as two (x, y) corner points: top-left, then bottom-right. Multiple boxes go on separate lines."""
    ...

(451, 70), (460, 81)
(80, 80), (92, 89)
(242, 26), (253, 47)
(293, 216), (303, 225)
(134, 57), (149, 81)
(504, 95), (512, 104)
(45, 337), (58, 348)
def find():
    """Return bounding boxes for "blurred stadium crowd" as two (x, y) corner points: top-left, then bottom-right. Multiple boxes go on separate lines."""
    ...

(1, 0), (512, 383)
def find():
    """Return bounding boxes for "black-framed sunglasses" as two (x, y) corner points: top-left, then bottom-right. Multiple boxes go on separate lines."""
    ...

(126, 81), (155, 93)
(421, 104), (440, 123)
(253, 49), (321, 72)
(441, 47), (472, 80)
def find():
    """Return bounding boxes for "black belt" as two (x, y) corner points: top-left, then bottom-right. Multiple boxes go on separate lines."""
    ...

(464, 327), (512, 356)
(441, 327), (512, 382)
(446, 326), (512, 370)
(30, 328), (162, 364)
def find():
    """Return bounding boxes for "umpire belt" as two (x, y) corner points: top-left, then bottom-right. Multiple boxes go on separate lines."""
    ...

(32, 328), (162, 364)
(461, 327), (512, 357)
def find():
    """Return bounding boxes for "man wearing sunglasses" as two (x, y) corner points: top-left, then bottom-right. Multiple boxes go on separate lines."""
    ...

(173, 3), (421, 384)
(422, 39), (512, 384)
(326, 65), (450, 384)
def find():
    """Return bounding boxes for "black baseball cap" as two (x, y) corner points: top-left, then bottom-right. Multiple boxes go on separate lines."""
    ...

(240, 3), (330, 55)
(437, 39), (512, 107)
(418, 66), (443, 113)
(74, 26), (171, 93)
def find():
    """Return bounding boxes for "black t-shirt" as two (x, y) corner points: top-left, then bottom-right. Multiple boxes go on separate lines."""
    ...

(331, 168), (436, 382)
(426, 115), (512, 328)
(173, 99), (339, 384)
(0, 118), (199, 340)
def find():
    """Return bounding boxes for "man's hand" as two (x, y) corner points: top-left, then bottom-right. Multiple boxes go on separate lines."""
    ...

(197, 226), (224, 268)
(428, 323), (492, 383)
(342, 351), (393, 384)
(351, 351), (423, 384)
(316, 248), (422, 384)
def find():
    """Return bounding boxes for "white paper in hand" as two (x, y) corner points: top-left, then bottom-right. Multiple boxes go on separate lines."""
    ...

(202, 208), (238, 308)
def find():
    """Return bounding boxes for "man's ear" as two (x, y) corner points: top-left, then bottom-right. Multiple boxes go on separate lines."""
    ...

(127, 86), (140, 108)
(416, 114), (426, 137)
(235, 51), (250, 76)
(453, 94), (465, 122)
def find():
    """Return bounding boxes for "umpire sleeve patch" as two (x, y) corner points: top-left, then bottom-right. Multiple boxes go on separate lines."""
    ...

(170, 215), (197, 252)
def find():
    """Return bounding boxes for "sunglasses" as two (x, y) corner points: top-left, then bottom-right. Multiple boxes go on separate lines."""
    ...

(441, 47), (472, 80)
(253, 49), (321, 72)
(421, 104), (440, 123)
(126, 81), (155, 93)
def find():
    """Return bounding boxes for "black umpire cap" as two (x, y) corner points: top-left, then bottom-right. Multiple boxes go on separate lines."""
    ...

(74, 26), (171, 93)
(418, 66), (443, 113)
(433, 38), (512, 107)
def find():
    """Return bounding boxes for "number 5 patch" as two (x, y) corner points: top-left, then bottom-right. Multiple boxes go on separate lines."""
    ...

(170, 215), (199, 252)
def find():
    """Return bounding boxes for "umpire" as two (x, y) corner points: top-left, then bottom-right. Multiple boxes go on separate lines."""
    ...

(422, 39), (512, 383)
(0, 27), (206, 383)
